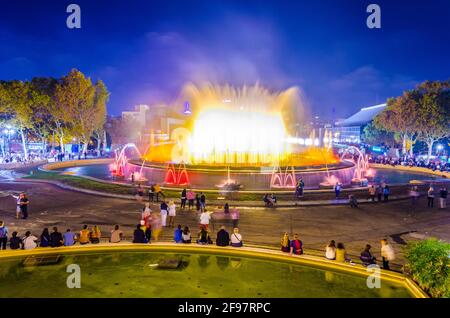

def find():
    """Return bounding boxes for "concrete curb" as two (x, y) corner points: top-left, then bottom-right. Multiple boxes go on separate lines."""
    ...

(13, 177), (412, 208)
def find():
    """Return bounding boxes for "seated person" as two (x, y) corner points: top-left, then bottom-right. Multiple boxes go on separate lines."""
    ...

(216, 226), (230, 247)
(270, 194), (277, 204)
(174, 225), (183, 243)
(197, 228), (212, 245)
(349, 195), (358, 208)
(263, 194), (273, 207)
(360, 244), (377, 266)
(182, 226), (191, 243)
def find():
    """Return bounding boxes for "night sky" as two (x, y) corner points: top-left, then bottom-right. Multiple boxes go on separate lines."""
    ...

(1, 0), (449, 117)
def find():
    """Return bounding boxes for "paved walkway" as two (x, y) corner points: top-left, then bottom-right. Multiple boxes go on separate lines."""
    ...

(1, 180), (449, 268)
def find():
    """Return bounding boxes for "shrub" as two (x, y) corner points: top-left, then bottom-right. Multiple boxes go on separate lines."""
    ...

(404, 238), (450, 298)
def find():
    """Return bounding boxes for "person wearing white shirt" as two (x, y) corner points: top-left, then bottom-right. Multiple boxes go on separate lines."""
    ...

(230, 228), (243, 247)
(22, 231), (38, 250)
(325, 240), (336, 260)
(168, 201), (176, 228)
(380, 238), (395, 270)
(199, 211), (211, 230)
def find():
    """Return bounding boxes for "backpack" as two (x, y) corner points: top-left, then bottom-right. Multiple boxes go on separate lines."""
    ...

(0, 227), (7, 238)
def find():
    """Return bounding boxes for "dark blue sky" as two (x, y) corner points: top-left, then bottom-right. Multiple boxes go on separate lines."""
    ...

(1, 0), (449, 117)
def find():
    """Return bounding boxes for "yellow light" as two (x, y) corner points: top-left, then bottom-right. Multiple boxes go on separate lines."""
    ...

(188, 108), (288, 165)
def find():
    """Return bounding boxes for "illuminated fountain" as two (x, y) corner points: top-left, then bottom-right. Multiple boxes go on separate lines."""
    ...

(124, 83), (357, 190)
(340, 146), (370, 187)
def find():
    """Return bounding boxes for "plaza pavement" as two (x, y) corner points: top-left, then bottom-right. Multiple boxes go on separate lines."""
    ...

(0, 180), (449, 267)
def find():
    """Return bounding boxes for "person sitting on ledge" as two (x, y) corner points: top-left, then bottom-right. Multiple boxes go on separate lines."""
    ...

(216, 226), (230, 247)
(133, 224), (146, 243)
(289, 233), (303, 255)
(360, 244), (377, 266)
(197, 227), (212, 245)
(9, 231), (21, 250)
(182, 226), (191, 243)
(174, 224), (183, 243)
(230, 228), (243, 247)
(325, 240), (336, 260)
(281, 232), (290, 253)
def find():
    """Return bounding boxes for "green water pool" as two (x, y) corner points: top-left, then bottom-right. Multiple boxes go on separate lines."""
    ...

(0, 251), (412, 298)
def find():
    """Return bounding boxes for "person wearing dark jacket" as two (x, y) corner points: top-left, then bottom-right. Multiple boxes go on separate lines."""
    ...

(40, 228), (50, 247)
(9, 232), (21, 250)
(133, 224), (146, 243)
(49, 227), (63, 247)
(360, 244), (377, 266)
(216, 226), (230, 247)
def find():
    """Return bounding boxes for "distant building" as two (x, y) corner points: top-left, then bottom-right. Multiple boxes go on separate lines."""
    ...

(333, 103), (387, 144)
(121, 104), (150, 126)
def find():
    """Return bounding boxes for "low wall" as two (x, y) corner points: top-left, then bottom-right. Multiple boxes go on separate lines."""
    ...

(41, 158), (114, 171)
(0, 160), (47, 170)
(0, 243), (427, 298)
(370, 163), (449, 179)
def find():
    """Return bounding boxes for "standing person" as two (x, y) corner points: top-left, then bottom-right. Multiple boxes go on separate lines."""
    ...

(141, 203), (152, 225)
(334, 182), (341, 199)
(11, 193), (21, 219)
(154, 183), (164, 202)
(368, 185), (376, 202)
(281, 232), (290, 253)
(427, 186), (435, 208)
(110, 225), (124, 243)
(136, 184), (144, 202)
(187, 189), (195, 210)
(39, 228), (50, 247)
(148, 184), (155, 202)
(19, 193), (29, 219)
(151, 213), (162, 241)
(230, 228), (243, 247)
(199, 209), (211, 230)
(231, 207), (240, 229)
(160, 200), (168, 227)
(410, 186), (420, 205)
(168, 200), (177, 228)
(289, 234), (303, 255)
(216, 226), (230, 246)
(49, 227), (63, 247)
(195, 194), (201, 212)
(180, 189), (187, 210)
(174, 224), (183, 243)
(79, 225), (90, 245)
(325, 240), (336, 260)
(9, 232), (21, 250)
(224, 203), (230, 214)
(376, 184), (383, 202)
(200, 192), (206, 212)
(380, 239), (395, 270)
(63, 229), (76, 246)
(439, 187), (448, 209)
(383, 184), (390, 202)
(90, 225), (101, 244)
(0, 221), (8, 250)
(22, 231), (38, 250)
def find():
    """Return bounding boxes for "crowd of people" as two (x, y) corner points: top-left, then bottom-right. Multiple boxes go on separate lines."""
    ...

(368, 154), (450, 173)
(280, 233), (396, 270)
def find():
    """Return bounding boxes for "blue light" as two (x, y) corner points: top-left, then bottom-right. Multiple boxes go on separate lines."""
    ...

(372, 146), (382, 152)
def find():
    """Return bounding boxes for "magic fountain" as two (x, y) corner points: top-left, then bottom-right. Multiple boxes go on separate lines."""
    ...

(117, 83), (360, 190)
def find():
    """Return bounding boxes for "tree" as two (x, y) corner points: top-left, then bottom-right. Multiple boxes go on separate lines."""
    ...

(54, 69), (107, 154)
(362, 122), (397, 147)
(411, 81), (450, 162)
(373, 95), (418, 156)
(0, 81), (34, 158)
(92, 80), (109, 153)
(29, 77), (58, 154)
